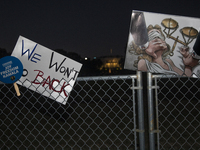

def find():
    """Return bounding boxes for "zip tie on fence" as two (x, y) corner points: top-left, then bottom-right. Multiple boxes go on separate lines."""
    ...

(130, 86), (143, 90)
(150, 130), (161, 133)
(133, 129), (145, 133)
(147, 86), (160, 89)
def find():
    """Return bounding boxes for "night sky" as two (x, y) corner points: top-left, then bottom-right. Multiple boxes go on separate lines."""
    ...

(1, 0), (200, 58)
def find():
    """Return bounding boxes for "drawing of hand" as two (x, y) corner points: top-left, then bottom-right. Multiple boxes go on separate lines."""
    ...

(145, 38), (167, 58)
(179, 46), (190, 58)
(180, 46), (199, 68)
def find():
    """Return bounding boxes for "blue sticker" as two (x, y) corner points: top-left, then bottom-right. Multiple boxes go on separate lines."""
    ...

(0, 56), (23, 84)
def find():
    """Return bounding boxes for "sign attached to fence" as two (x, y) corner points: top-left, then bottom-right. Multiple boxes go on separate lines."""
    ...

(124, 10), (200, 77)
(0, 56), (23, 84)
(0, 56), (23, 96)
(11, 36), (82, 105)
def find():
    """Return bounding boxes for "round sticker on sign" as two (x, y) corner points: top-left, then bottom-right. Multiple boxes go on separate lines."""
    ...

(0, 56), (23, 96)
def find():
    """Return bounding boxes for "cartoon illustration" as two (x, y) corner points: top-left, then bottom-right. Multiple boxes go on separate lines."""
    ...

(124, 11), (200, 77)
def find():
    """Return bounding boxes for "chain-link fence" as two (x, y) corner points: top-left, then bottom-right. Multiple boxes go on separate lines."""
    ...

(153, 74), (200, 150)
(2, 73), (200, 150)
(0, 75), (139, 149)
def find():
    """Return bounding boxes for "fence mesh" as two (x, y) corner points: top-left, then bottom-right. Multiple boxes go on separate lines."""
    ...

(155, 75), (200, 150)
(2, 73), (200, 149)
(0, 75), (136, 149)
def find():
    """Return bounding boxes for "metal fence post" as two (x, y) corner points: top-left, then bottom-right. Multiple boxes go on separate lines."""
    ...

(136, 71), (145, 150)
(147, 72), (155, 150)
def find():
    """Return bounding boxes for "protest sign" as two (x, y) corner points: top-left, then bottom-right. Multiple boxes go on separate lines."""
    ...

(124, 10), (200, 77)
(11, 36), (82, 105)
(0, 56), (23, 96)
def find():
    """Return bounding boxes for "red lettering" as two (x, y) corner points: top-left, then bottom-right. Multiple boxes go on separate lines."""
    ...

(42, 75), (51, 90)
(61, 82), (70, 97)
(51, 79), (62, 92)
(32, 70), (44, 84)
(31, 69), (70, 98)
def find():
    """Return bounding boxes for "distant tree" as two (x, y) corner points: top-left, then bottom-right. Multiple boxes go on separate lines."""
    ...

(66, 52), (82, 62)
(54, 49), (82, 63)
(0, 48), (9, 58)
(54, 49), (68, 56)
(91, 58), (103, 70)
(119, 57), (125, 68)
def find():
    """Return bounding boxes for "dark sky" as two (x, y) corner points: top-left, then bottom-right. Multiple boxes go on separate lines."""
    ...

(1, 0), (200, 58)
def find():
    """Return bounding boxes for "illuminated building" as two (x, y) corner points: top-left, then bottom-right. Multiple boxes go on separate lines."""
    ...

(100, 56), (123, 74)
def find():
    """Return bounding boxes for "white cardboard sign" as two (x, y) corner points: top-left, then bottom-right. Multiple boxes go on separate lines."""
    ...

(11, 36), (82, 105)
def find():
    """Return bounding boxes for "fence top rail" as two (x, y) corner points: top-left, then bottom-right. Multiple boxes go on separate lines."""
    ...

(77, 74), (137, 81)
(152, 74), (199, 79)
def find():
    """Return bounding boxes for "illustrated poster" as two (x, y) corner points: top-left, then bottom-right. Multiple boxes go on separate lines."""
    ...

(124, 10), (200, 77)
